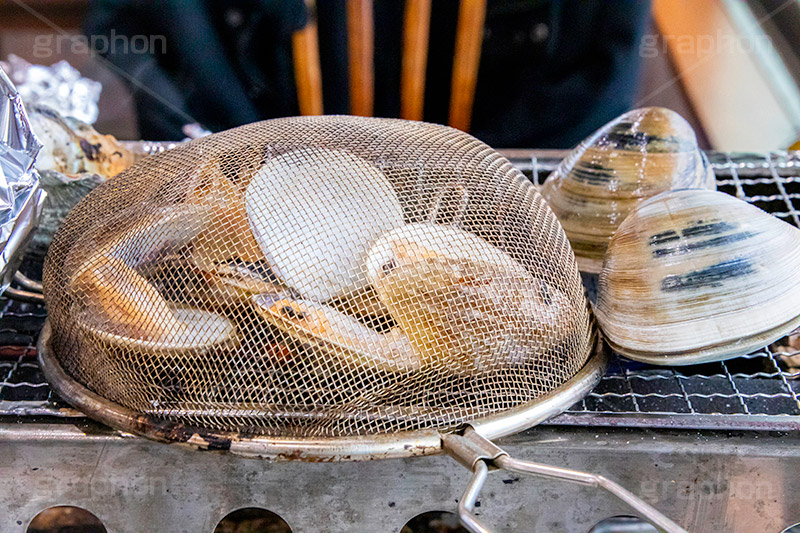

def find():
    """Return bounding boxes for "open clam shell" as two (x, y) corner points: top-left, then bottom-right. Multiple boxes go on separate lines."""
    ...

(366, 223), (579, 374)
(72, 254), (238, 353)
(595, 189), (800, 365)
(76, 307), (238, 356)
(65, 203), (211, 283)
(252, 223), (580, 377)
(541, 107), (715, 273)
(245, 147), (404, 302)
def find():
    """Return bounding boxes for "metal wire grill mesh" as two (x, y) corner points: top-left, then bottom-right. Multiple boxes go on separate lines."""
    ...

(4, 150), (800, 430)
(41, 117), (592, 438)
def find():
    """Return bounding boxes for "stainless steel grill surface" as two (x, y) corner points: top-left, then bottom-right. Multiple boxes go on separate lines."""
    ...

(3, 150), (800, 431)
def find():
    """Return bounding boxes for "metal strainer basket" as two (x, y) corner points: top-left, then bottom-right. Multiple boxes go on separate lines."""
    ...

(37, 116), (682, 532)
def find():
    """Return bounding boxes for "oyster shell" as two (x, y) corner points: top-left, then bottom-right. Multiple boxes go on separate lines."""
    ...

(245, 148), (404, 302)
(541, 107), (715, 273)
(28, 104), (134, 178)
(595, 189), (800, 365)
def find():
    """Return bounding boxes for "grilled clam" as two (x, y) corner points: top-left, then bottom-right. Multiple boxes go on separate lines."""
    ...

(595, 189), (800, 365)
(65, 203), (211, 277)
(245, 147), (404, 302)
(73, 255), (236, 354)
(541, 107), (715, 273)
(254, 223), (574, 375)
(69, 204), (237, 354)
(367, 224), (574, 374)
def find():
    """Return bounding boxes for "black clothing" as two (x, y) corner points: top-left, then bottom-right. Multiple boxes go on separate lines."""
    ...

(85, 0), (650, 147)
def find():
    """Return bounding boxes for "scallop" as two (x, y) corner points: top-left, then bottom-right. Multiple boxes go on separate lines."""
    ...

(541, 107), (715, 273)
(595, 189), (800, 365)
(245, 148), (404, 302)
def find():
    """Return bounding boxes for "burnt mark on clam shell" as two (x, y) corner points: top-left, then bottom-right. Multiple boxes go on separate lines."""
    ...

(681, 220), (737, 238)
(79, 139), (101, 161)
(651, 218), (757, 258)
(280, 305), (306, 320)
(570, 163), (615, 185)
(649, 230), (680, 246)
(224, 259), (280, 283)
(660, 258), (755, 292)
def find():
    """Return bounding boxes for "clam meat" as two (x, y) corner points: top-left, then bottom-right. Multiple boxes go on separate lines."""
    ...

(366, 223), (575, 374)
(253, 295), (421, 374)
(595, 189), (800, 365)
(68, 204), (237, 354)
(73, 255), (237, 354)
(541, 107), (715, 273)
(254, 223), (576, 375)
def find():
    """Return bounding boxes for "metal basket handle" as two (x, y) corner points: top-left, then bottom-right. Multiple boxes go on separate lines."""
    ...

(443, 427), (687, 533)
(5, 272), (44, 304)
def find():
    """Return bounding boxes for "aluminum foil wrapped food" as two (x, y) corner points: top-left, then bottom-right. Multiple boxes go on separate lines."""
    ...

(0, 66), (45, 293)
(1, 54), (101, 124)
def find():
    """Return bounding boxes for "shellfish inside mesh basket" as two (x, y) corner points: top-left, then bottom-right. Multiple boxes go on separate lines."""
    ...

(42, 116), (594, 438)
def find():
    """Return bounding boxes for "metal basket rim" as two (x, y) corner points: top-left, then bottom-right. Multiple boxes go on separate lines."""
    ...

(37, 318), (608, 461)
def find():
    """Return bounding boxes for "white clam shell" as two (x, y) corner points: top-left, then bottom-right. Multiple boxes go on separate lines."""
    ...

(595, 189), (800, 364)
(541, 107), (715, 273)
(245, 147), (404, 302)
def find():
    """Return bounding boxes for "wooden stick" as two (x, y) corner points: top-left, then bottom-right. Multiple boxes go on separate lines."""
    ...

(347, 0), (375, 116)
(449, 0), (486, 132)
(292, 16), (324, 116)
(400, 0), (431, 121)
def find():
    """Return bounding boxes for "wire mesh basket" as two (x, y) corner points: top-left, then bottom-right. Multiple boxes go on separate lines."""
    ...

(40, 116), (599, 445)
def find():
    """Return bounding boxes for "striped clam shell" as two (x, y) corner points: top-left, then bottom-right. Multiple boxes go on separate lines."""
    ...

(541, 107), (715, 273)
(595, 189), (800, 365)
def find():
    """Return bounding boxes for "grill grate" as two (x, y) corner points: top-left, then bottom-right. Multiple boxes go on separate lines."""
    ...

(0, 292), (74, 415)
(2, 150), (800, 430)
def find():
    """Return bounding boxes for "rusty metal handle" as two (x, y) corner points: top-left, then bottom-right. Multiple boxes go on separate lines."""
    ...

(444, 428), (687, 533)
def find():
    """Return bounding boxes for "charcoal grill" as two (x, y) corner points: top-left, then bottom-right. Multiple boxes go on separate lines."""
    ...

(1, 150), (799, 533)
